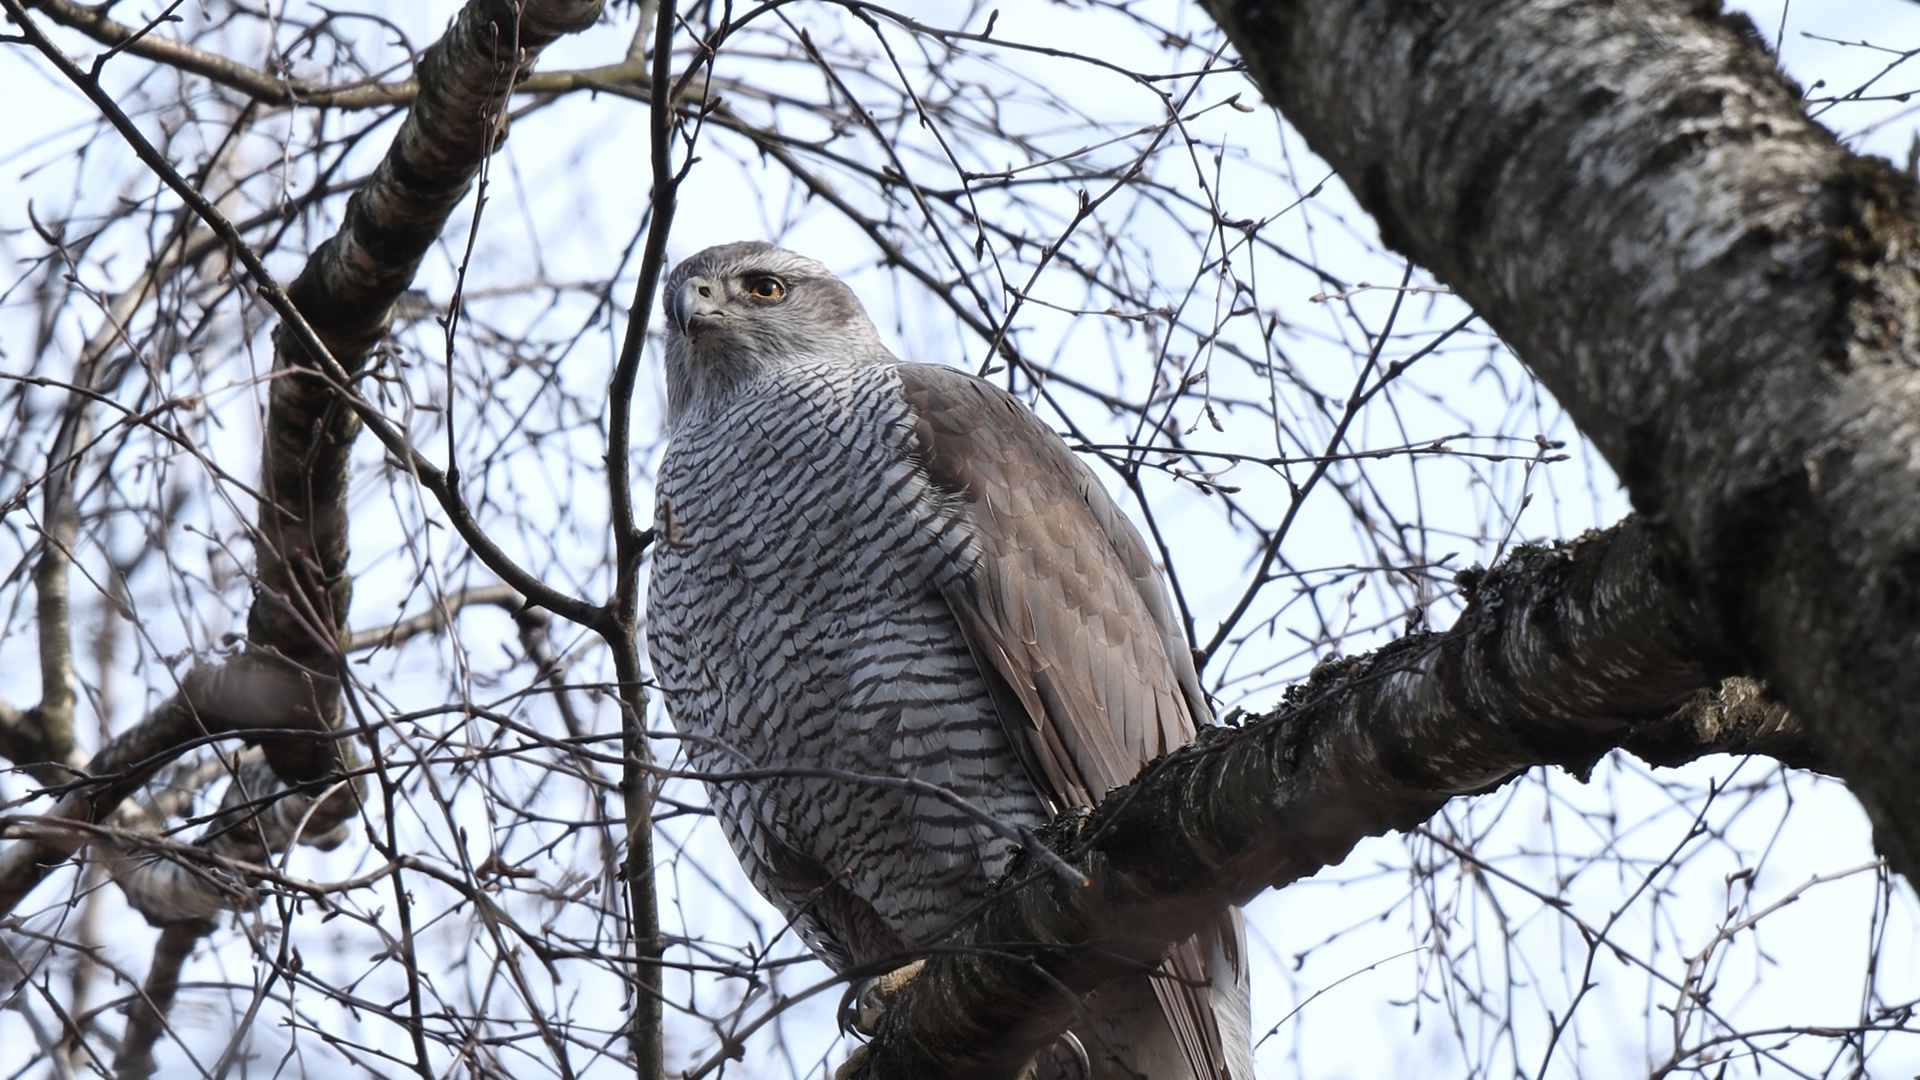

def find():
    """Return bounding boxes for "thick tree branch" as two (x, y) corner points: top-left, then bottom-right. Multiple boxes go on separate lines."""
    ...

(0, 0), (604, 940)
(251, 0), (606, 783)
(845, 517), (1809, 1078)
(0, 658), (328, 917)
(1199, 0), (1920, 876)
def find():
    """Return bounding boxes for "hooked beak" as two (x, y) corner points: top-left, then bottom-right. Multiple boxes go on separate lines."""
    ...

(674, 276), (726, 337)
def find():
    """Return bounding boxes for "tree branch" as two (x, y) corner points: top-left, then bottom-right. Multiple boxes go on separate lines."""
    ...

(113, 920), (214, 1080)
(0, 0), (605, 989)
(339, 584), (526, 652)
(604, 3), (679, 1074)
(0, 658), (327, 917)
(20, 0), (420, 108)
(1199, 0), (1920, 877)
(251, 0), (608, 759)
(845, 517), (1808, 1078)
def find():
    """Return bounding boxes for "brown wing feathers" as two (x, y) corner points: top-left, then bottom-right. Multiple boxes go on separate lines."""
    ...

(897, 363), (1197, 809)
(898, 363), (1247, 1079)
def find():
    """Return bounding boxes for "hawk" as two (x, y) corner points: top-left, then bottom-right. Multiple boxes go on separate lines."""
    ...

(646, 241), (1251, 1079)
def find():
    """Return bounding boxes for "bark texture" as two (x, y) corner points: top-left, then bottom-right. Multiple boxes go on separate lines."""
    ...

(251, 0), (603, 781)
(1202, 0), (1920, 877)
(845, 519), (1812, 1078)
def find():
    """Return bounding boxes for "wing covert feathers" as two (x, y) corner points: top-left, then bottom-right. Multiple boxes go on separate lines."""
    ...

(896, 362), (1247, 1079)
(896, 363), (1207, 809)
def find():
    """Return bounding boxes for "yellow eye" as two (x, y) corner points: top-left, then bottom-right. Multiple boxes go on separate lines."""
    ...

(746, 276), (786, 300)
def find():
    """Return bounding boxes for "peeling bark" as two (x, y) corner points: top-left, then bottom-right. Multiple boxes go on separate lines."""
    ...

(845, 519), (1809, 1078)
(1200, 0), (1920, 879)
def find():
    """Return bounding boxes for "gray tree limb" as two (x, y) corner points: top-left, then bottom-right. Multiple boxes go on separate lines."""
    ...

(0, 658), (329, 917)
(0, 0), (609, 1070)
(1201, 0), (1920, 877)
(249, 0), (604, 781)
(0, 0), (601, 900)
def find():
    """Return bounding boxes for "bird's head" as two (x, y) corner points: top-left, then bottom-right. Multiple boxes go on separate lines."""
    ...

(661, 242), (885, 420)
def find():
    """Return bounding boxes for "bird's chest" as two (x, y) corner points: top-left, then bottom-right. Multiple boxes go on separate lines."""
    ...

(645, 362), (1050, 957)
(649, 365), (972, 749)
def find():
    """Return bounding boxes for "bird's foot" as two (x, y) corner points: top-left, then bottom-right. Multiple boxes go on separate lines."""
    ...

(833, 959), (1090, 1080)
(833, 961), (925, 1080)
(844, 958), (925, 1037)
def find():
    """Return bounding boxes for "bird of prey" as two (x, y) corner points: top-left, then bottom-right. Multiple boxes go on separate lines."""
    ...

(646, 241), (1250, 1079)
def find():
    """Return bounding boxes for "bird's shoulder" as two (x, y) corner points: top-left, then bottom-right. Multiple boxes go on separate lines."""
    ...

(890, 362), (1098, 512)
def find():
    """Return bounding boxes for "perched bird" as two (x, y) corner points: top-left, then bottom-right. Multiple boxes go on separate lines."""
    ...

(646, 241), (1250, 1079)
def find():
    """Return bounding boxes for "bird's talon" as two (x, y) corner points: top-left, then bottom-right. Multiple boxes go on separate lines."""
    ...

(841, 958), (927, 1038)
